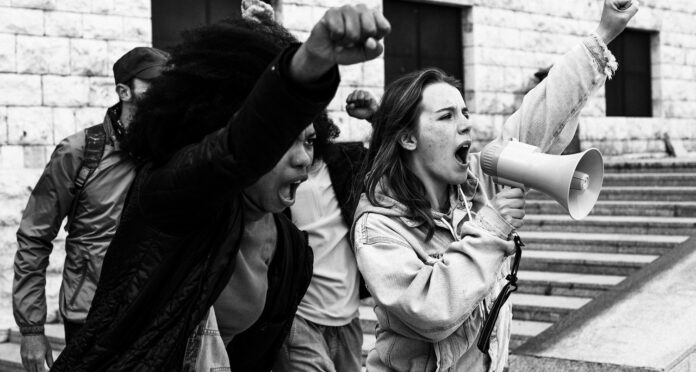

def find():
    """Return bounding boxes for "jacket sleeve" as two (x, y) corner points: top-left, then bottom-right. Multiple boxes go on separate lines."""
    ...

(500, 35), (615, 155)
(137, 45), (339, 228)
(354, 213), (512, 343)
(14, 135), (84, 335)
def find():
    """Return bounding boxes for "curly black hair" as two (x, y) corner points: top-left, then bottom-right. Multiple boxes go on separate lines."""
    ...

(312, 110), (341, 162)
(123, 18), (301, 164)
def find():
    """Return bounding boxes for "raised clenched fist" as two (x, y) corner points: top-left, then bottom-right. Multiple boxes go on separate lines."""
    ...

(596, 0), (640, 44)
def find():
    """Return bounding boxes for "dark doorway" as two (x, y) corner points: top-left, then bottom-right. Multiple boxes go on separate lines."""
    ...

(605, 29), (653, 117)
(383, 0), (463, 85)
(152, 0), (244, 51)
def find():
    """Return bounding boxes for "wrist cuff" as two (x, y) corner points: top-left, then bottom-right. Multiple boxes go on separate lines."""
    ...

(19, 325), (45, 336)
(474, 204), (515, 240)
(584, 33), (618, 79)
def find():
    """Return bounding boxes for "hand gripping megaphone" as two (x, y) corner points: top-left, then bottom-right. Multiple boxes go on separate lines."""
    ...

(480, 139), (604, 220)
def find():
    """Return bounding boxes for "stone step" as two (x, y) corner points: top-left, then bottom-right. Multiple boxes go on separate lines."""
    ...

(511, 293), (591, 323)
(528, 186), (696, 202)
(602, 172), (696, 187)
(604, 157), (696, 173)
(509, 320), (552, 350)
(517, 270), (625, 297)
(518, 231), (688, 255)
(522, 215), (696, 235)
(520, 250), (658, 276)
(526, 200), (696, 217)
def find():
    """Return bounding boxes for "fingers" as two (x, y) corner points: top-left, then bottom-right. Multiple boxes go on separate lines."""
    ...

(613, 0), (630, 10)
(613, 0), (637, 11)
(489, 187), (526, 229)
(346, 90), (370, 106)
(323, 5), (390, 48)
(45, 346), (54, 368)
(372, 9), (391, 39)
(360, 7), (377, 39)
(496, 187), (525, 199)
(22, 358), (41, 372)
(341, 5), (361, 44)
(323, 8), (346, 43)
(625, 0), (639, 16)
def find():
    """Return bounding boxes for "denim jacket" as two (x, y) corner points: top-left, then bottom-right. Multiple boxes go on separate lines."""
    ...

(352, 35), (616, 372)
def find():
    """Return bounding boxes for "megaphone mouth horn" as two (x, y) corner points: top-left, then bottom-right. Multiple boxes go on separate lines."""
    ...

(566, 148), (604, 220)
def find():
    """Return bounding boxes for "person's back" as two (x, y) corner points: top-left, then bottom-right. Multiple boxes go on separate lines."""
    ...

(12, 47), (168, 371)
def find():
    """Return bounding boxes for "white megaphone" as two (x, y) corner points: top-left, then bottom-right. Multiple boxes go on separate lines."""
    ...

(480, 139), (604, 220)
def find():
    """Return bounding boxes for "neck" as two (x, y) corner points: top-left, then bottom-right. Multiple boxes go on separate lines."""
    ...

(119, 103), (136, 129)
(241, 190), (270, 221)
(406, 158), (448, 212)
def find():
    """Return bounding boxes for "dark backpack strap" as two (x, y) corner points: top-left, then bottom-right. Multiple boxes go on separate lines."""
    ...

(65, 124), (107, 232)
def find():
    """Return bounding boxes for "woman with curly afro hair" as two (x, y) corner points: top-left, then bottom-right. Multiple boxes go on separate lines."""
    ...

(50, 4), (391, 371)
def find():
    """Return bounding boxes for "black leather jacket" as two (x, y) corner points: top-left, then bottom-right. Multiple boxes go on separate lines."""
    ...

(51, 45), (339, 372)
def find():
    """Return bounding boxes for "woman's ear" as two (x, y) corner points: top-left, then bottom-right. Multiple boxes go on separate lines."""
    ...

(398, 132), (417, 151)
(115, 83), (133, 103)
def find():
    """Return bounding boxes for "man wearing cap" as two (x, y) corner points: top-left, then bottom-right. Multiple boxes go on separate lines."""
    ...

(12, 46), (168, 372)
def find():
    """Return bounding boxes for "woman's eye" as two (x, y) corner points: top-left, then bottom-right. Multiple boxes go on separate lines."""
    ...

(306, 138), (316, 147)
(439, 113), (452, 120)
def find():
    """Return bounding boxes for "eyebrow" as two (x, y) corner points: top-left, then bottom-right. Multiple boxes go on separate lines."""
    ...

(434, 106), (469, 114)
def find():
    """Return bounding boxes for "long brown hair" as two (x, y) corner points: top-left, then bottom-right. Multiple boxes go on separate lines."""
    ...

(360, 68), (461, 240)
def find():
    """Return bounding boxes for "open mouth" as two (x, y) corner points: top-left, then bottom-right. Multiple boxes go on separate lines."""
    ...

(279, 178), (306, 207)
(455, 144), (470, 166)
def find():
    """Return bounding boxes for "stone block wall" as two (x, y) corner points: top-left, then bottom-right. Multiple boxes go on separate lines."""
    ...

(462, 0), (696, 155)
(0, 0), (153, 327)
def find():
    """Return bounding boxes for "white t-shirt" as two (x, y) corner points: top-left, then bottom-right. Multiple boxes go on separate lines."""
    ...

(291, 160), (360, 326)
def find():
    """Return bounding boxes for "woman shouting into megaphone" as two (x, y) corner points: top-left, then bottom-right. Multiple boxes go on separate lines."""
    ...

(351, 1), (638, 371)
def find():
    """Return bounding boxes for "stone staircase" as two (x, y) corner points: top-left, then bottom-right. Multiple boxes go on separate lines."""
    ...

(0, 159), (693, 370)
(359, 158), (696, 363)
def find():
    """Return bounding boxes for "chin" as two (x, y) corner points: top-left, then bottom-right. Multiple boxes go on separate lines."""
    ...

(448, 170), (469, 185)
(268, 203), (288, 214)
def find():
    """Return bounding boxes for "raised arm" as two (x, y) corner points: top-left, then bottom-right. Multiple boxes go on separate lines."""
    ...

(346, 89), (379, 123)
(500, 0), (639, 154)
(137, 5), (391, 222)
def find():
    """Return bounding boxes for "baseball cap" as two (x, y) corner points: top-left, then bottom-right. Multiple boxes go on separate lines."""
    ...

(113, 47), (170, 85)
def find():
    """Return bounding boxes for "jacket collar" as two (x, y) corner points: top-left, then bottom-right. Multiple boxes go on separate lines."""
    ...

(104, 103), (126, 149)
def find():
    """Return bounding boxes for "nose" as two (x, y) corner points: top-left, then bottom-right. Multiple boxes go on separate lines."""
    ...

(289, 143), (312, 168)
(456, 115), (471, 135)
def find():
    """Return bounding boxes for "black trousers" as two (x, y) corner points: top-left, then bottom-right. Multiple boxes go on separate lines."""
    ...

(63, 318), (84, 346)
